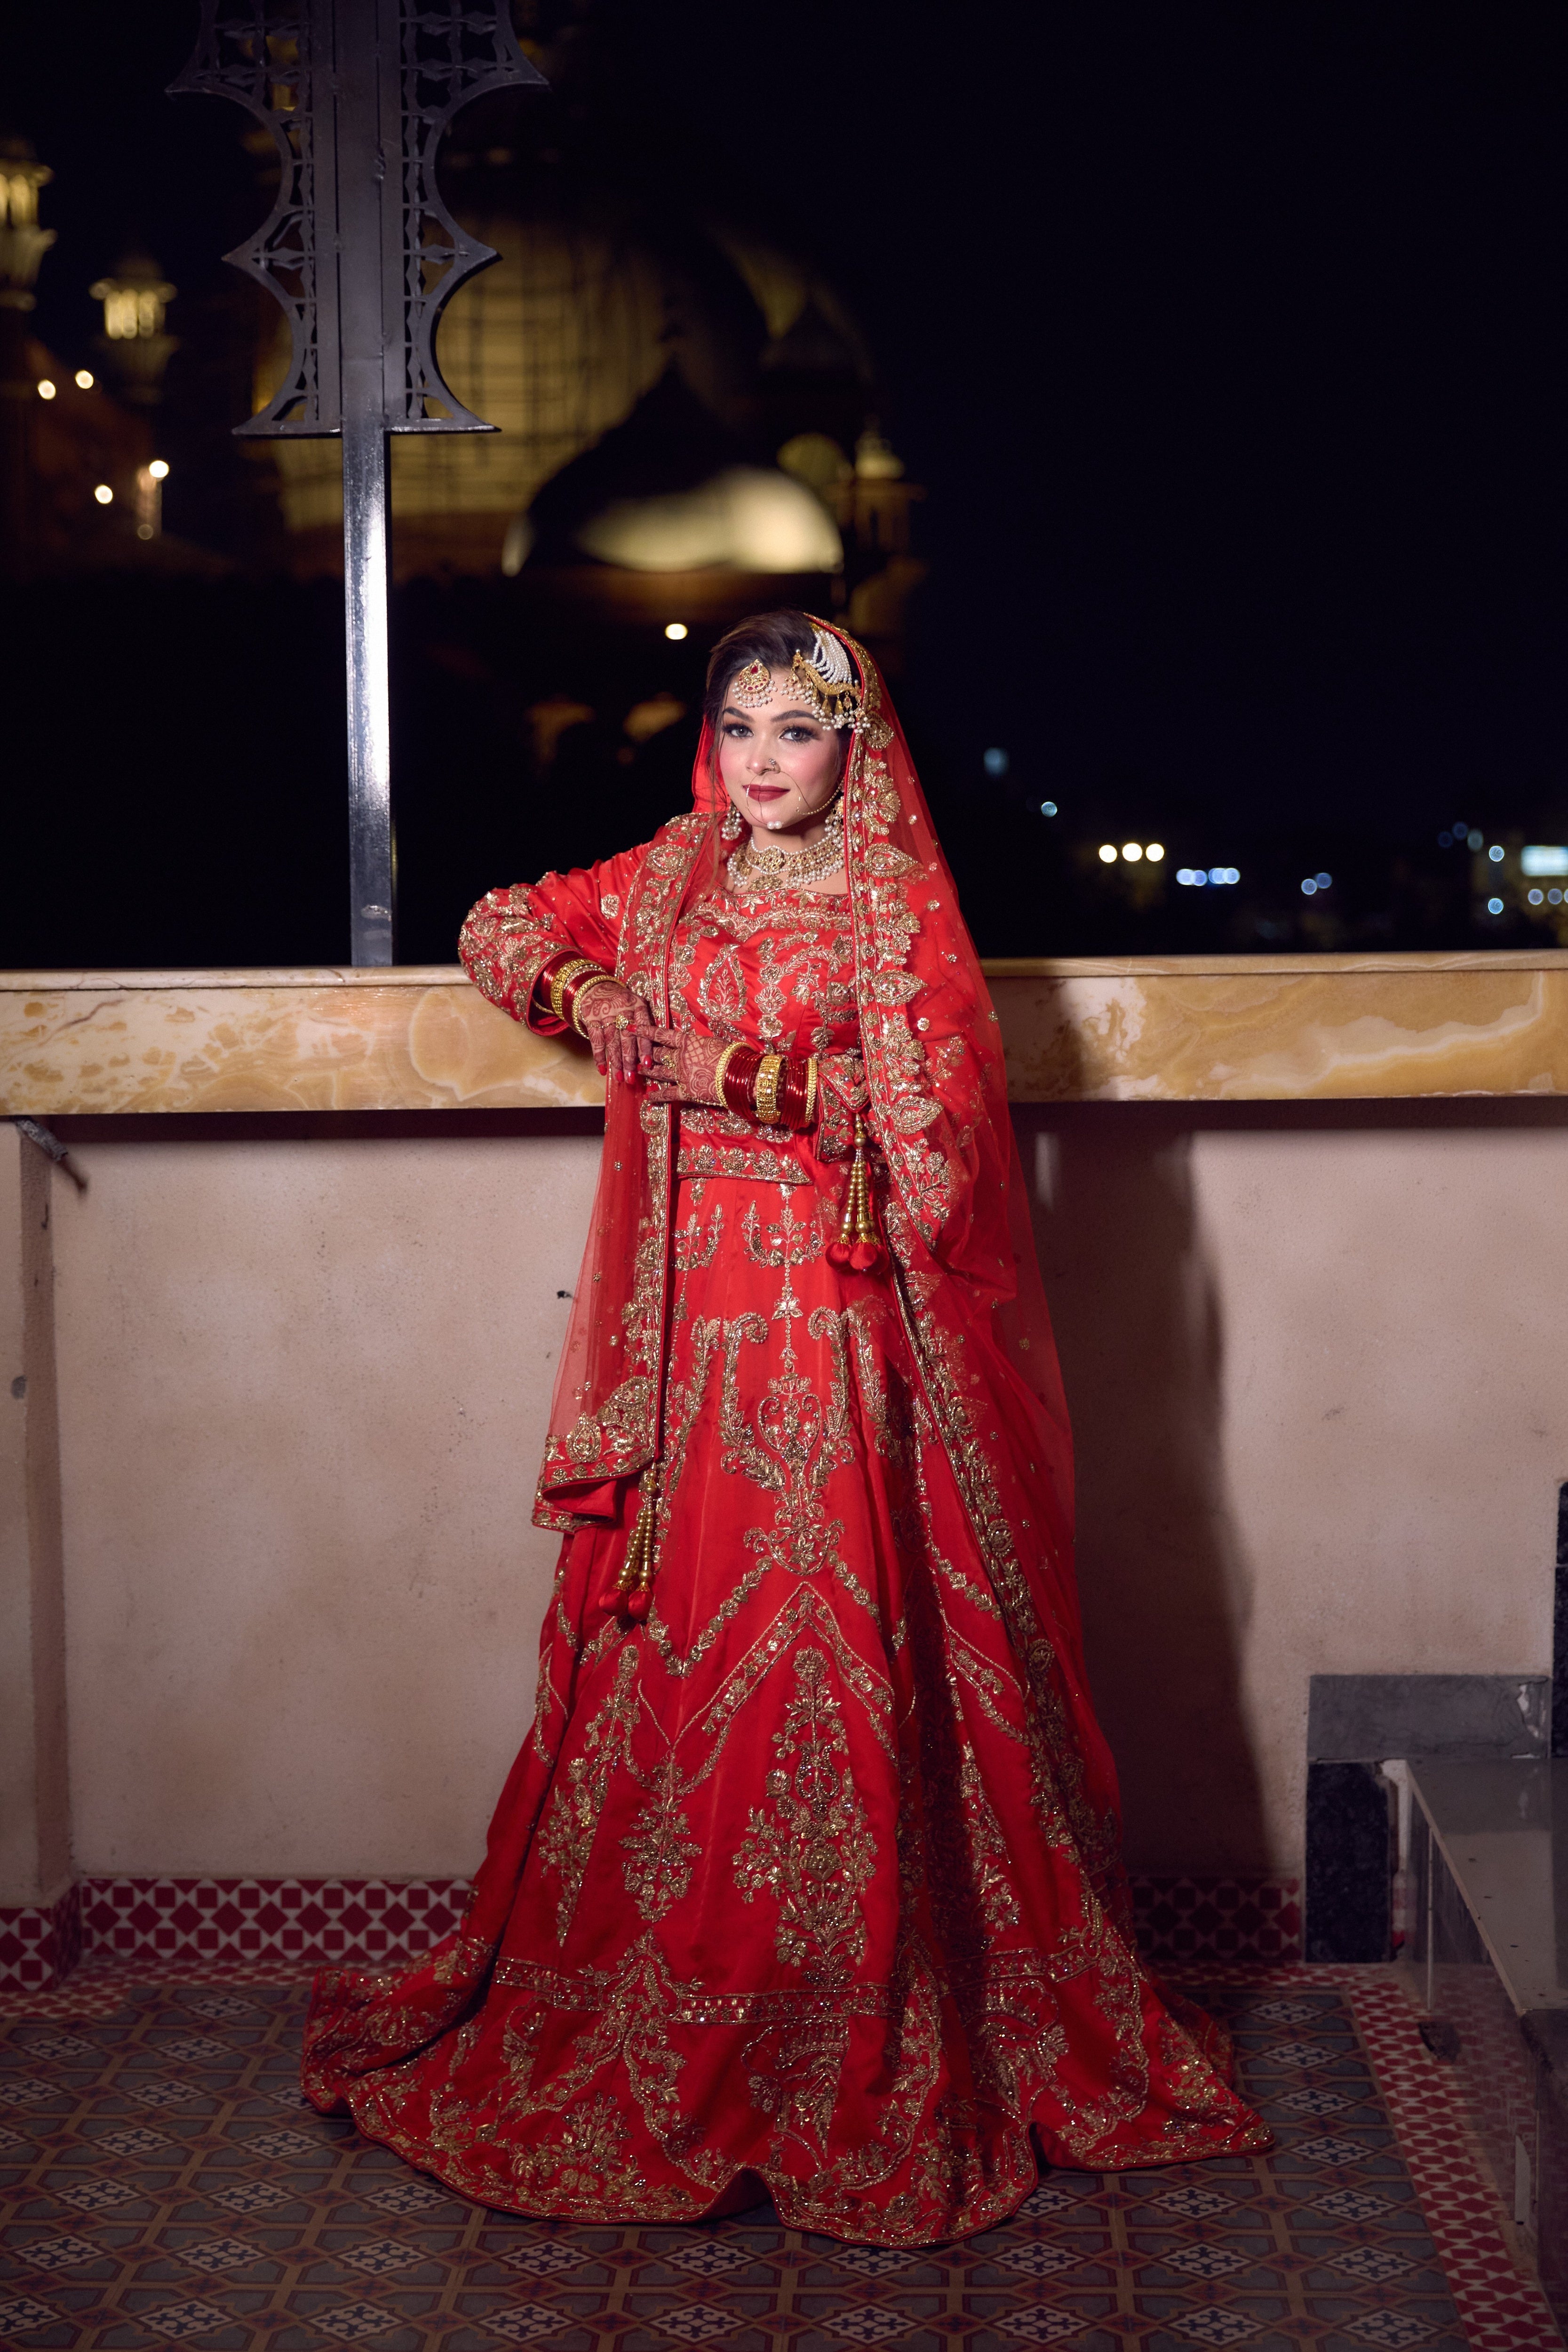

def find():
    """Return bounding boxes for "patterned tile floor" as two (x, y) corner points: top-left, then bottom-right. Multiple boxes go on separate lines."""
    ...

(0, 1963), (1557, 2351)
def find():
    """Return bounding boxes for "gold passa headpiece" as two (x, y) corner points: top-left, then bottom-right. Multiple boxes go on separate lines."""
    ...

(790, 626), (862, 731)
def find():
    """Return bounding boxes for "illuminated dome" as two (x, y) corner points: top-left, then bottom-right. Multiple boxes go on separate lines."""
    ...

(260, 189), (865, 582)
(575, 469), (840, 572)
(517, 367), (841, 576)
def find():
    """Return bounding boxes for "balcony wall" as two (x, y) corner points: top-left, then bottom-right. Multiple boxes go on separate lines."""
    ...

(2, 957), (1564, 1915)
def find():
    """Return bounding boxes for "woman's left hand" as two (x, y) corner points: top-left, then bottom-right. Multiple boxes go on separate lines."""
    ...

(643, 1026), (728, 1106)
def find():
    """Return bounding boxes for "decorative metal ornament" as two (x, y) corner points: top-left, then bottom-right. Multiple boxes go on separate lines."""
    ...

(172, 0), (542, 439)
(171, 2), (545, 964)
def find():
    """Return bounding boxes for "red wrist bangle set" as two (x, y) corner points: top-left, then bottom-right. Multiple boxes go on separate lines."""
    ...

(535, 950), (616, 1036)
(714, 1046), (819, 1132)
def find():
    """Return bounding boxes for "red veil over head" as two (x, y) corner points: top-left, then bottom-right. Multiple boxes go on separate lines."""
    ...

(535, 621), (1079, 1680)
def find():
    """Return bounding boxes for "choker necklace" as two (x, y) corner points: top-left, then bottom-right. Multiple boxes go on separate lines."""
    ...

(732, 798), (844, 896)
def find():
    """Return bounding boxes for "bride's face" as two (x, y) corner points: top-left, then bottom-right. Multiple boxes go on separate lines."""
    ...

(716, 673), (846, 834)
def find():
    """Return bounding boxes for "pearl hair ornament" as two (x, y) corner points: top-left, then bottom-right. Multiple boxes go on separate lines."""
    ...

(726, 627), (868, 733)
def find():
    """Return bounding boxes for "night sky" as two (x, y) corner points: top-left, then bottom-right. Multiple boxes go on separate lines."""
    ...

(3, 2), (1564, 964)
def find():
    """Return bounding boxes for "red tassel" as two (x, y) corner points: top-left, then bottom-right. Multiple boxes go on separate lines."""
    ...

(828, 1115), (884, 1274)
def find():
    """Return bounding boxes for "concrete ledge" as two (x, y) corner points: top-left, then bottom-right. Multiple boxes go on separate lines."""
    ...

(8, 952), (1568, 1112)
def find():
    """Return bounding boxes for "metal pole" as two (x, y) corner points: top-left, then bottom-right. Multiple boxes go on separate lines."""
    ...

(335, 0), (396, 968)
(173, 1), (541, 971)
(342, 403), (394, 965)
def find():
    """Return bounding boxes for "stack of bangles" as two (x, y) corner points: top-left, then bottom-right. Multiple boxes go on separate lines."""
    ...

(537, 954), (620, 1037)
(711, 1043), (818, 1132)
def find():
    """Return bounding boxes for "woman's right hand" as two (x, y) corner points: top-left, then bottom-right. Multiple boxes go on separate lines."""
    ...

(577, 980), (655, 1081)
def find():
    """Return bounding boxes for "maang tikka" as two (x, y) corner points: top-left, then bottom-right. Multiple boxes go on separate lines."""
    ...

(727, 657), (774, 709)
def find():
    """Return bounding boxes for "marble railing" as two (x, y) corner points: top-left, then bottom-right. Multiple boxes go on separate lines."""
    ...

(3, 953), (1568, 1113)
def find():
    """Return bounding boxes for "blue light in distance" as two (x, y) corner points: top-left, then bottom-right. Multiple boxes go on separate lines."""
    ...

(1040, 800), (1058, 816)
(1487, 897), (1504, 915)
(983, 747), (1009, 777)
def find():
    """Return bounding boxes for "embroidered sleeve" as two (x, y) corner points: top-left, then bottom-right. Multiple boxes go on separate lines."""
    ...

(459, 850), (643, 1034)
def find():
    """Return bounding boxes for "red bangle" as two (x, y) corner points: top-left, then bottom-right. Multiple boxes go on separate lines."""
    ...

(776, 1056), (809, 1130)
(534, 950), (580, 1020)
(535, 951), (614, 1033)
(719, 1046), (763, 1115)
(791, 1057), (819, 1130)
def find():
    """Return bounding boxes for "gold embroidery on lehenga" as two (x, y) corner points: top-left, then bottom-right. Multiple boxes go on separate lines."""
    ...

(656, 1315), (720, 1528)
(478, 1939), (718, 2202)
(698, 1586), (895, 1757)
(734, 1648), (876, 1972)
(673, 1196), (724, 1272)
(718, 1309), (853, 1583)
(537, 1642), (638, 1942)
(675, 1140), (812, 1185)
(732, 1648), (877, 2154)
(844, 1296), (910, 1468)
(955, 1750), (1021, 1934)
(619, 1762), (701, 1924)
(889, 1268), (1102, 1865)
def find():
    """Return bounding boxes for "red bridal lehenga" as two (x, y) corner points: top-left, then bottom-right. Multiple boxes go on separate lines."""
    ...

(303, 624), (1269, 2244)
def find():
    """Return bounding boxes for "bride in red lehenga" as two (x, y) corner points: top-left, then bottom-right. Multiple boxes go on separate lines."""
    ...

(303, 610), (1268, 2243)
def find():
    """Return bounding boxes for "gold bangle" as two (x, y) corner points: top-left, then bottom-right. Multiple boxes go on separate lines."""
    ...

(547, 956), (603, 1023)
(548, 956), (597, 1018)
(753, 1052), (784, 1125)
(801, 1055), (819, 1128)
(570, 976), (619, 1038)
(711, 1040), (743, 1108)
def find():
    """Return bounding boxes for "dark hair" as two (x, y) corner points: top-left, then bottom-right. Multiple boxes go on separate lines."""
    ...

(702, 609), (816, 729)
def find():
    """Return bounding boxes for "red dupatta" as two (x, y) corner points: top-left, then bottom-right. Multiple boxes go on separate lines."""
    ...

(533, 624), (1081, 1707)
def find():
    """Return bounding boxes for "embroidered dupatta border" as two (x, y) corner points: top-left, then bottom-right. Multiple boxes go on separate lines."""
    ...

(532, 813), (711, 1527)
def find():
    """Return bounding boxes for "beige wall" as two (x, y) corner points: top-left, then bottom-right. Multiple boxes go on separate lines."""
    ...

(39, 1107), (1567, 1884)
(1028, 1108), (1563, 1872)
(53, 1128), (599, 1879)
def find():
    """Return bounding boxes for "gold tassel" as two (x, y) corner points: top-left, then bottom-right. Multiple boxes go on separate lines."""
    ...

(828, 1114), (884, 1274)
(612, 1463), (661, 1621)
